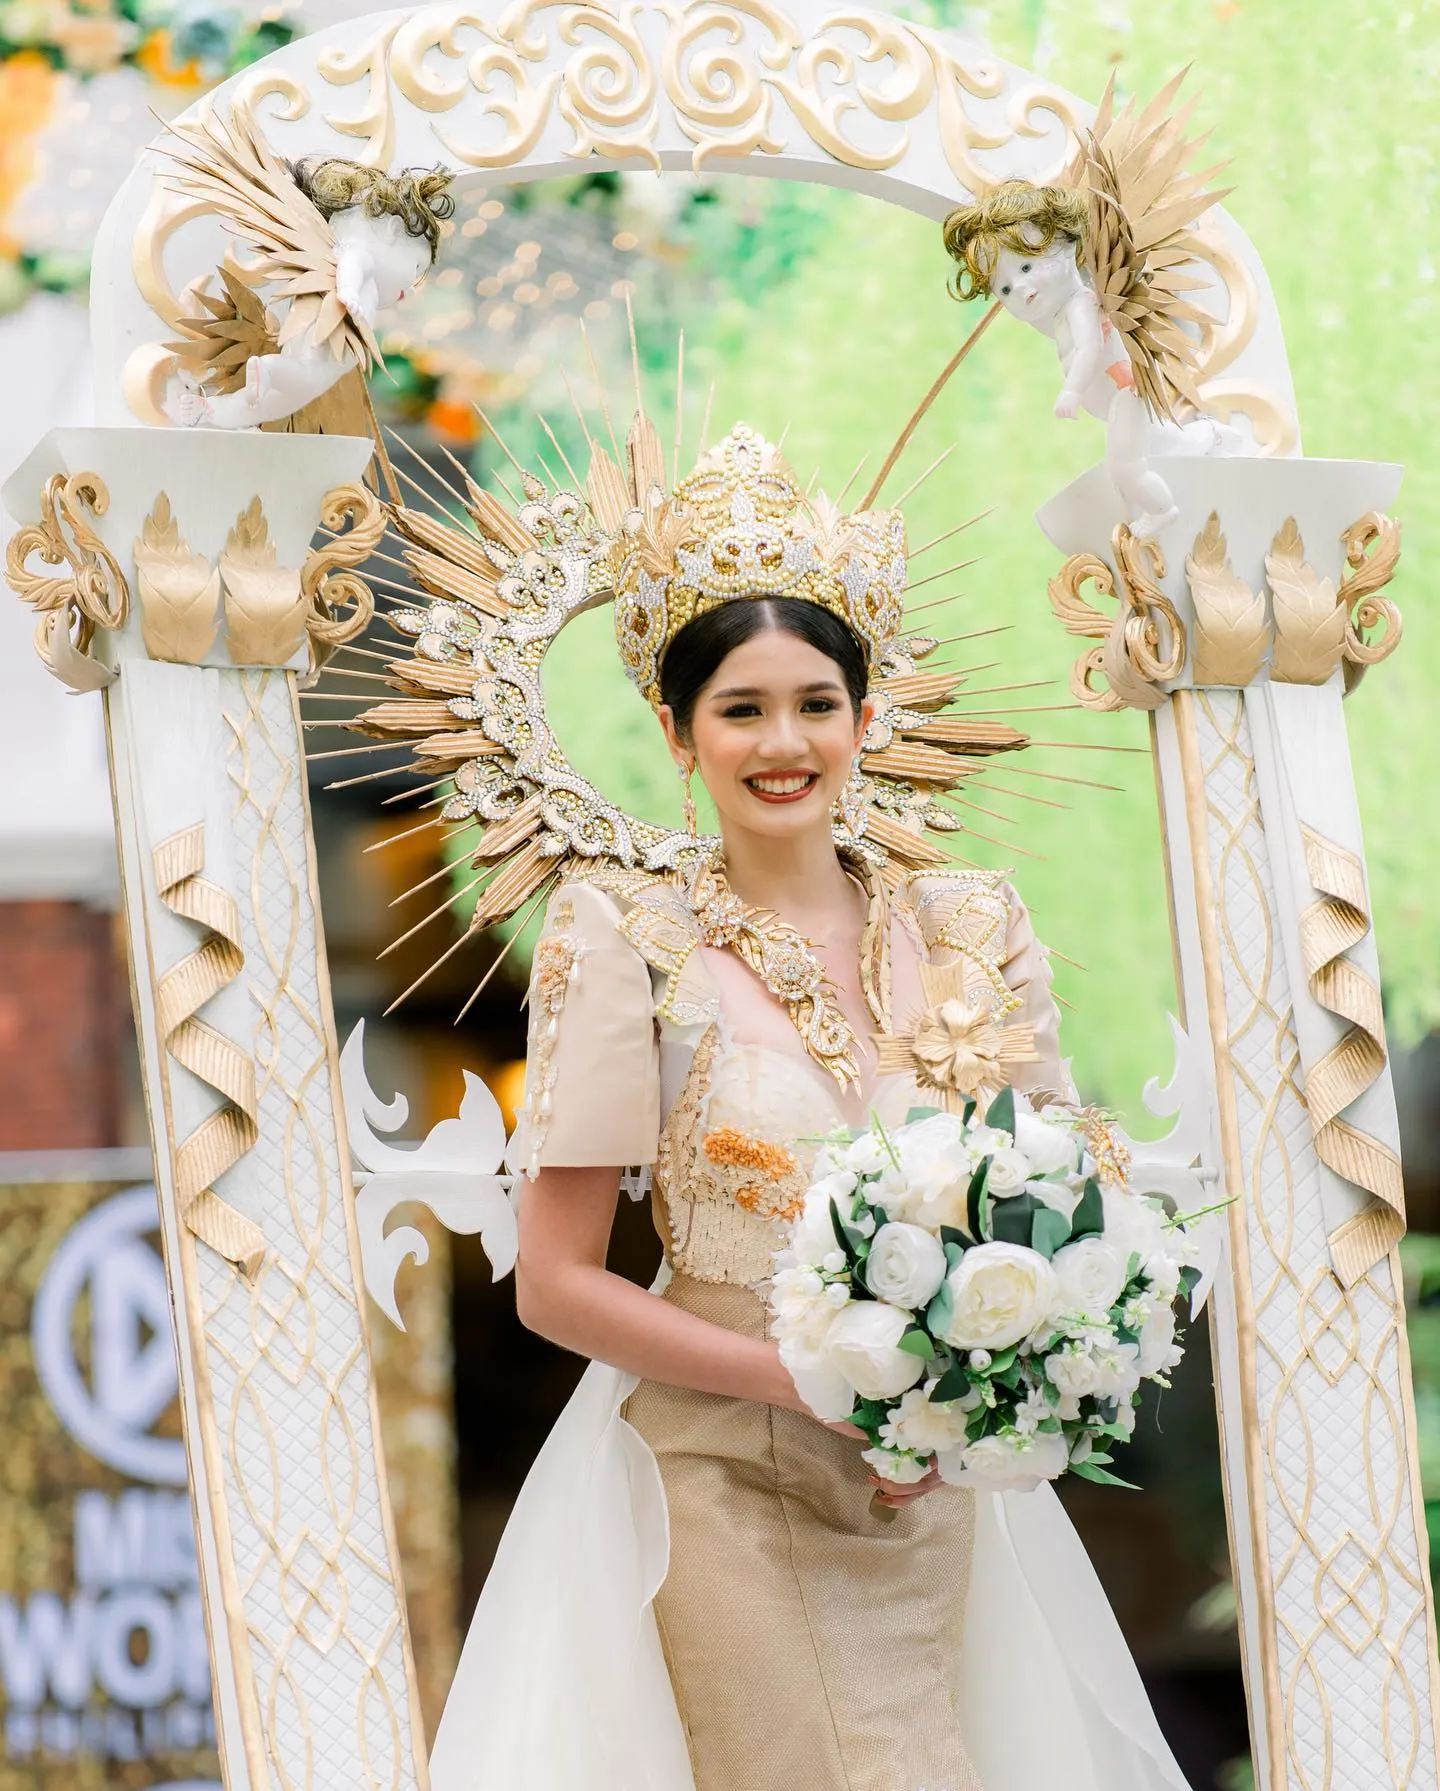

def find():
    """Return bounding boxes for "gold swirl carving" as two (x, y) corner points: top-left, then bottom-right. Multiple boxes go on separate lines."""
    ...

(4, 472), (129, 692)
(320, 0), (1047, 181)
(1186, 512), (1271, 687)
(319, 22), (402, 164)
(1296, 824), (1405, 1287)
(153, 821), (266, 1278)
(220, 497), (308, 666)
(134, 493), (222, 665)
(300, 481), (383, 673)
(1267, 517), (1346, 686)
(1046, 527), (1185, 712)
(1337, 511), (1402, 693)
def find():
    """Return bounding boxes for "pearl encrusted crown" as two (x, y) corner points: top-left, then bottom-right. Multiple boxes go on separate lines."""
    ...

(612, 423), (908, 709)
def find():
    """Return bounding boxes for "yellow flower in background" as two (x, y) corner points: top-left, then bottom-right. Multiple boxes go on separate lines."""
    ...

(132, 25), (204, 86)
(0, 50), (59, 256)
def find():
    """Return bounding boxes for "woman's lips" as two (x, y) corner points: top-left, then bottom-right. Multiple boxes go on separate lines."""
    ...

(745, 772), (820, 805)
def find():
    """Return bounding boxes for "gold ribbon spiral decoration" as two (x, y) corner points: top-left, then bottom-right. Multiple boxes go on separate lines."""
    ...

(1298, 823), (1405, 1286)
(153, 822), (266, 1277)
(300, 480), (383, 674)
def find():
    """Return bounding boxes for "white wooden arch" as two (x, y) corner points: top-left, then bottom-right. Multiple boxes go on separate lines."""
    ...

(91, 0), (1296, 451)
(11, 11), (1423, 1791)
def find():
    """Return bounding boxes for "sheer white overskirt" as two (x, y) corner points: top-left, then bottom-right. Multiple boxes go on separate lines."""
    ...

(429, 1344), (1193, 1791)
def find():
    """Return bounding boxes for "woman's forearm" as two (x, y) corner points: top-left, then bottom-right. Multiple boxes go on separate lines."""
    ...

(516, 1257), (799, 1409)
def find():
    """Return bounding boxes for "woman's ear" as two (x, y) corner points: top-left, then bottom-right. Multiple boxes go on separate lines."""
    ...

(855, 694), (878, 749)
(656, 703), (690, 772)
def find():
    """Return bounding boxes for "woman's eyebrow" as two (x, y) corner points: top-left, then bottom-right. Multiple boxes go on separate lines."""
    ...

(708, 679), (843, 699)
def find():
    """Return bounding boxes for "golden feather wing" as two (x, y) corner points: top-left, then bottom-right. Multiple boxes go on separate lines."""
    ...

(1074, 73), (1233, 423)
(156, 99), (378, 372)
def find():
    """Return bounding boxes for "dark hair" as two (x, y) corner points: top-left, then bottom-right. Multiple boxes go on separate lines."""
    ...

(658, 598), (869, 739)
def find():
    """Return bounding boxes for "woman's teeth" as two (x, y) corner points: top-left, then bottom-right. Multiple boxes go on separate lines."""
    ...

(747, 774), (817, 798)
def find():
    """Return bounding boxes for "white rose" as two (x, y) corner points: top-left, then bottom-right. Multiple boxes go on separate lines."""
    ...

(885, 1115), (974, 1229)
(862, 1445), (933, 1484)
(1014, 1107), (1078, 1177)
(809, 1169), (858, 1207)
(865, 1222), (948, 1309)
(985, 1145), (1031, 1196)
(1052, 1235), (1130, 1318)
(965, 1123), (1009, 1156)
(769, 1267), (838, 1359)
(879, 1384), (971, 1456)
(845, 1134), (890, 1177)
(941, 1243), (1058, 1351)
(1101, 1186), (1169, 1261)
(937, 1427), (1068, 1491)
(824, 1300), (927, 1400)
(1047, 1343), (1102, 1400)
(786, 1197), (839, 1269)
(1143, 1251), (1183, 1300)
(1135, 1301), (1181, 1377)
(1091, 1341), (1142, 1400)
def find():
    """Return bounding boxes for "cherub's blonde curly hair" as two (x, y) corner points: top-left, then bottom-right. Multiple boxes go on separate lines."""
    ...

(290, 157), (456, 263)
(941, 179), (1088, 302)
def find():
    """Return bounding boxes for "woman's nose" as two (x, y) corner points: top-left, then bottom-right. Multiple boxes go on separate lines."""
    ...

(758, 713), (807, 760)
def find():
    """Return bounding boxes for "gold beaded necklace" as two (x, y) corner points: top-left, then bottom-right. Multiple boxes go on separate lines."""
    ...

(684, 855), (890, 1089)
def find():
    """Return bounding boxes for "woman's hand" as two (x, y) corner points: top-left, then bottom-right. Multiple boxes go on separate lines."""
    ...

(867, 1463), (943, 1510)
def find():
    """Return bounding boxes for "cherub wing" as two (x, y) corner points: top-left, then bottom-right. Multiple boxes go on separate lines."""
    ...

(165, 263), (279, 393)
(156, 99), (377, 370)
(1074, 72), (1234, 422)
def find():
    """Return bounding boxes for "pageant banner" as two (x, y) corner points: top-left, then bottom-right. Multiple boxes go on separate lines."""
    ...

(0, 1167), (221, 1791)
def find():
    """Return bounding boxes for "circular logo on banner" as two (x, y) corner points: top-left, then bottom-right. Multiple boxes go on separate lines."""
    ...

(32, 1184), (187, 1486)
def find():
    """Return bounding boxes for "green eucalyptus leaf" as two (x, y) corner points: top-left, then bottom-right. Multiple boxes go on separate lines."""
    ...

(1031, 1206), (1071, 1259)
(1070, 1177), (1104, 1240)
(985, 1086), (1016, 1136)
(899, 1327), (936, 1359)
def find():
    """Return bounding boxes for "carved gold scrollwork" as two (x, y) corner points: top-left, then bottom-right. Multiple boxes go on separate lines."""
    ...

(1337, 511), (1402, 694)
(1186, 512), (1271, 687)
(301, 481), (383, 674)
(4, 472), (130, 692)
(1047, 526), (1186, 713)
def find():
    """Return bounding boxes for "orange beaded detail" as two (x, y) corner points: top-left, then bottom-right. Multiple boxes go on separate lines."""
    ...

(701, 1128), (806, 1222)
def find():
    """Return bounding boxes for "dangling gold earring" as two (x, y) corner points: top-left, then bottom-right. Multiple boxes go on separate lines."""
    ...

(680, 761), (699, 839)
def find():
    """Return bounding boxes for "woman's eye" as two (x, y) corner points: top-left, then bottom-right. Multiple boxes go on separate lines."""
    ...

(721, 702), (761, 719)
(801, 698), (839, 714)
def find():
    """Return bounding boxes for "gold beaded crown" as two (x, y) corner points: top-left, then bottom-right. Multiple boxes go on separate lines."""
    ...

(613, 423), (907, 710)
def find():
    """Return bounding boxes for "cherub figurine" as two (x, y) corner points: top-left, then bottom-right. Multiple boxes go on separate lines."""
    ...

(942, 76), (1239, 537)
(159, 103), (454, 429)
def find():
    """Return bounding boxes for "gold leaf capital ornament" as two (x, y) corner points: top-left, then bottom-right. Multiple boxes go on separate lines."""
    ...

(1186, 512), (1271, 687)
(220, 496), (308, 665)
(1267, 517), (1345, 686)
(134, 492), (222, 665)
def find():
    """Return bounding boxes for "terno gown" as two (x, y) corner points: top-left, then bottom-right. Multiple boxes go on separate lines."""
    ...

(428, 866), (1195, 1791)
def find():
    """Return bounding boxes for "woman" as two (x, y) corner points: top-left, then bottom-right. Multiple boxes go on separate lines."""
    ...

(428, 526), (1196, 1787)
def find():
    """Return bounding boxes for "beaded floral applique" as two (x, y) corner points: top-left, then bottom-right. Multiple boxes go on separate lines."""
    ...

(700, 1128), (807, 1222)
(522, 904), (586, 1174)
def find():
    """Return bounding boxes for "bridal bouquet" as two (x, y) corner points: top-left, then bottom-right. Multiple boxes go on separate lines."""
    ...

(769, 1089), (1204, 1493)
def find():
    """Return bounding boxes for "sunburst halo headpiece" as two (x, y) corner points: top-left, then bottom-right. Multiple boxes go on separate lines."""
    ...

(612, 422), (906, 709)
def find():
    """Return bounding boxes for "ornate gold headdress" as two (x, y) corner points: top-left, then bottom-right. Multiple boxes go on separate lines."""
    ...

(308, 382), (1045, 1003)
(612, 422), (906, 708)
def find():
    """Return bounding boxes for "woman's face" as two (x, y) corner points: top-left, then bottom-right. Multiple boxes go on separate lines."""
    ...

(659, 627), (873, 844)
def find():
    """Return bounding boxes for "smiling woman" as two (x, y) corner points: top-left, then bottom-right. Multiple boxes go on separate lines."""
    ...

(656, 598), (872, 842)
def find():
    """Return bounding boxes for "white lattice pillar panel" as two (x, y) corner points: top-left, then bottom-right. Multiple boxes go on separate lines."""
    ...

(3, 426), (429, 1791)
(1043, 457), (1440, 1791)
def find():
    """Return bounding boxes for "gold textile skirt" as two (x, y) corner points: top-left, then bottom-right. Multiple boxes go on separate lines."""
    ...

(623, 1274), (985, 1791)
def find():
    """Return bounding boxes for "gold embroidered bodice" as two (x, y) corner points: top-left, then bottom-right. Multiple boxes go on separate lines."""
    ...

(509, 866), (1071, 1291)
